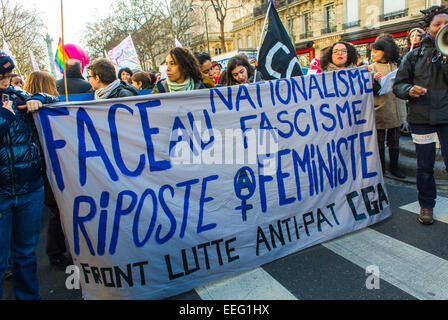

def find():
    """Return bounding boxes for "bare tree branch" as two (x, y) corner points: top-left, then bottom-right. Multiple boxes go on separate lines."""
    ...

(0, 0), (47, 76)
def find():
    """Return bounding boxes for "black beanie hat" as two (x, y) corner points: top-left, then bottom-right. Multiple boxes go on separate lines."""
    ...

(0, 51), (15, 74)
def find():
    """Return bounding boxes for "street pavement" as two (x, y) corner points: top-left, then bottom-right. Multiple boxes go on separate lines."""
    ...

(3, 178), (448, 300)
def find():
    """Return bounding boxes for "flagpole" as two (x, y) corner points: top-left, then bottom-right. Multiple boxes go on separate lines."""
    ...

(61, 0), (69, 102)
(253, 0), (272, 83)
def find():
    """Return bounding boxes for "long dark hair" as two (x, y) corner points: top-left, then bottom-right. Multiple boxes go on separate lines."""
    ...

(225, 54), (253, 86)
(320, 41), (358, 71)
(406, 28), (425, 47)
(169, 47), (202, 83)
(371, 38), (400, 63)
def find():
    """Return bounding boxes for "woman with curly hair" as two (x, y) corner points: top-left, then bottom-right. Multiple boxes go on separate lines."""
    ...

(320, 41), (358, 72)
(393, 5), (448, 225)
(151, 47), (206, 94)
(118, 67), (133, 83)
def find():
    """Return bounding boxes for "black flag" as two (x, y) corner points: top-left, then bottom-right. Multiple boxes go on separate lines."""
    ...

(257, 1), (303, 80)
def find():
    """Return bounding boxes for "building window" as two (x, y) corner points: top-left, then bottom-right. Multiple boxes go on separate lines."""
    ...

(301, 11), (312, 39)
(383, 0), (405, 15)
(380, 0), (407, 21)
(323, 3), (336, 34)
(215, 47), (222, 55)
(247, 35), (253, 49)
(345, 0), (360, 29)
(238, 38), (243, 49)
(286, 17), (294, 37)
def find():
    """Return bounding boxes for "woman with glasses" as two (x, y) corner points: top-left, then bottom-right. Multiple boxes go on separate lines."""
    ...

(224, 54), (263, 86)
(320, 41), (358, 72)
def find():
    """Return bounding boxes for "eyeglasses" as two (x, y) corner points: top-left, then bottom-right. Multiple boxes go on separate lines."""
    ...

(86, 74), (95, 79)
(332, 49), (348, 55)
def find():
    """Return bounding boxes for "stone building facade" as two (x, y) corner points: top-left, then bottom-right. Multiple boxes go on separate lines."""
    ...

(189, 0), (448, 67)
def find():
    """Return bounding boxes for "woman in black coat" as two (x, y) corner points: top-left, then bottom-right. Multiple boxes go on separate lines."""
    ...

(393, 6), (448, 225)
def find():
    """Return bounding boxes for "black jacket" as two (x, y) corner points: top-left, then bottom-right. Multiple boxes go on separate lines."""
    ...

(0, 86), (58, 197)
(393, 36), (448, 125)
(56, 70), (92, 95)
(106, 80), (139, 98)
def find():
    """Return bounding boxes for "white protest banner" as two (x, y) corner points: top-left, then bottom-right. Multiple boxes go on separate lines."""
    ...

(34, 67), (391, 299)
(107, 35), (142, 70)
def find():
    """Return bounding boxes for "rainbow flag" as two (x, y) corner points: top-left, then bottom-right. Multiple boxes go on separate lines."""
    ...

(54, 38), (69, 74)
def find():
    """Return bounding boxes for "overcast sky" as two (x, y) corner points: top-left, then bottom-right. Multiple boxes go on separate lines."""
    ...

(19, 0), (115, 51)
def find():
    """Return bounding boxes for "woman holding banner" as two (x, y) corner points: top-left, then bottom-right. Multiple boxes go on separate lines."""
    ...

(151, 47), (207, 94)
(23, 71), (72, 269)
(320, 41), (358, 72)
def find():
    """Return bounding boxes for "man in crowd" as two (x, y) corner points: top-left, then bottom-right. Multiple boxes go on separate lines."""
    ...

(56, 59), (92, 95)
(86, 58), (138, 100)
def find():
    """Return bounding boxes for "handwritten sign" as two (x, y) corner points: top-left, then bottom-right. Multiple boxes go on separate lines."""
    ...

(34, 67), (391, 299)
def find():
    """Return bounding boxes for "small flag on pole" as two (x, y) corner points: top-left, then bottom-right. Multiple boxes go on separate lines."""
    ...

(257, 0), (303, 80)
(54, 37), (69, 74)
(29, 49), (40, 71)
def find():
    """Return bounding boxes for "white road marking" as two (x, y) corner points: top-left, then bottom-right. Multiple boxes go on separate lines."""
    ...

(400, 196), (448, 223)
(195, 267), (297, 300)
(323, 228), (448, 300)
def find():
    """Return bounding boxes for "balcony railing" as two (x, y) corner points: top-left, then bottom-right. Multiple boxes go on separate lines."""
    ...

(379, 8), (408, 22)
(253, 0), (302, 17)
(253, 1), (270, 17)
(300, 31), (313, 39)
(343, 20), (360, 30)
(321, 25), (337, 35)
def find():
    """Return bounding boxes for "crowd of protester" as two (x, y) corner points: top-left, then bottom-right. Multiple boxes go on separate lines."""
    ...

(1, 5), (448, 300)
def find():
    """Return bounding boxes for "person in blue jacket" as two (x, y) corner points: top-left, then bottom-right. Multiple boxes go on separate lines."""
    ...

(0, 51), (58, 299)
